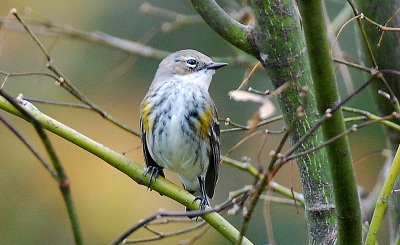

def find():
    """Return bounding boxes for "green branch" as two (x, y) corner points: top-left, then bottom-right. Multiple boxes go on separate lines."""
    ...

(192, 0), (340, 242)
(190, 0), (253, 54)
(0, 95), (252, 245)
(0, 89), (83, 245)
(365, 144), (400, 244)
(244, 0), (338, 243)
(298, 0), (361, 244)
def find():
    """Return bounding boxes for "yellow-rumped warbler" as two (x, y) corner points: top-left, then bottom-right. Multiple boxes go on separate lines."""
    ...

(140, 49), (227, 210)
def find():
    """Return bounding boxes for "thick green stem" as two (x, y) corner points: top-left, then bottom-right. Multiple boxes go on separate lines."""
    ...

(190, 0), (253, 54)
(248, 0), (337, 244)
(298, 1), (362, 244)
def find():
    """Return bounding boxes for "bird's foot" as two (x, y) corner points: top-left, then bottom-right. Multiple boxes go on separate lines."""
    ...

(143, 166), (162, 189)
(193, 195), (210, 211)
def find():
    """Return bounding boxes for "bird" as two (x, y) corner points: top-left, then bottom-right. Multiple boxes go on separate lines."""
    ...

(140, 49), (227, 211)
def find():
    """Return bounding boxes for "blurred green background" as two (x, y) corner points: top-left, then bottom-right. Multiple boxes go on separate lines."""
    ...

(0, 1), (388, 244)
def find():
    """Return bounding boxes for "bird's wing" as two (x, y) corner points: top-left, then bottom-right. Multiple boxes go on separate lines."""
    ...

(205, 107), (220, 199)
(140, 116), (165, 178)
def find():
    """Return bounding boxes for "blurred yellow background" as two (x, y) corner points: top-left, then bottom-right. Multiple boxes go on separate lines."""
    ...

(0, 1), (388, 244)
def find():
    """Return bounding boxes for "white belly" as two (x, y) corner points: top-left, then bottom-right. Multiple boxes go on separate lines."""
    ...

(145, 89), (211, 191)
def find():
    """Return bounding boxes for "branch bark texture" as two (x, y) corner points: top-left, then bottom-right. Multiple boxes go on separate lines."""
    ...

(298, 1), (361, 244)
(191, 0), (339, 243)
(249, 1), (337, 243)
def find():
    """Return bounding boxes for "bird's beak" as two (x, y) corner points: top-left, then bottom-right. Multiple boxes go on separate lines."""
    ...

(206, 62), (228, 70)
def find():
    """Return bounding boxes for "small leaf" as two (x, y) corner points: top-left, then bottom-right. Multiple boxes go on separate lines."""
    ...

(228, 90), (264, 103)
(229, 90), (276, 119)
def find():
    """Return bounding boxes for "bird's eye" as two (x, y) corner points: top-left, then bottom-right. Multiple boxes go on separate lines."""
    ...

(186, 58), (198, 68)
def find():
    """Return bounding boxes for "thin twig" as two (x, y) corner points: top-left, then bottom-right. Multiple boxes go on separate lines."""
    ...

(278, 74), (376, 166)
(221, 156), (305, 205)
(236, 62), (261, 90)
(287, 114), (394, 162)
(236, 86), (308, 244)
(331, 14), (361, 55)
(236, 111), (297, 244)
(0, 70), (60, 88)
(263, 187), (275, 245)
(1, 16), (256, 66)
(220, 115), (283, 133)
(260, 194), (304, 206)
(0, 114), (58, 179)
(332, 57), (371, 73)
(23, 97), (92, 109)
(179, 225), (211, 245)
(123, 220), (206, 244)
(377, 7), (400, 46)
(347, 1), (378, 68)
(224, 130), (263, 156)
(140, 3), (203, 32)
(10, 9), (140, 136)
(233, 76), (380, 239)
(343, 106), (400, 131)
(112, 191), (249, 245)
(0, 88), (83, 245)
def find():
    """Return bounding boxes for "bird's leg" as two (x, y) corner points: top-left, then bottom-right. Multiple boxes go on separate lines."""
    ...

(143, 166), (163, 188)
(193, 176), (210, 210)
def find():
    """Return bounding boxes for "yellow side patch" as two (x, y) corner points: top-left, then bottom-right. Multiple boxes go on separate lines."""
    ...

(141, 99), (154, 132)
(197, 106), (213, 138)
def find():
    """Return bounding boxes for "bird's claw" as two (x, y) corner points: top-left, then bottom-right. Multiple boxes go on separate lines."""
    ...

(193, 195), (209, 211)
(143, 166), (162, 189)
